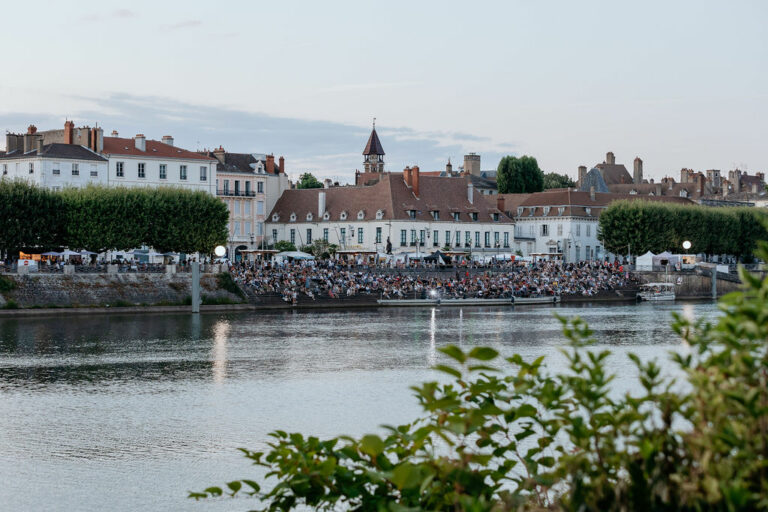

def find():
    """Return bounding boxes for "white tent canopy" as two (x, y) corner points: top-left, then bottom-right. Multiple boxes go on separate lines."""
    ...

(636, 251), (655, 270)
(652, 251), (680, 266)
(276, 251), (315, 260)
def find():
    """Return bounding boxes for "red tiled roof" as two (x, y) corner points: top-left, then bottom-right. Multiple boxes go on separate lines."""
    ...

(102, 137), (215, 161)
(269, 173), (513, 224)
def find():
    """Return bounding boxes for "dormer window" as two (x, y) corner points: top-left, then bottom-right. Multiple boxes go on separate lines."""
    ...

(492, 213), (499, 222)
(375, 209), (384, 220)
(431, 211), (439, 220)
(323, 212), (330, 220)
(306, 212), (313, 221)
(629, 189), (637, 195)
(357, 210), (365, 220)
(272, 213), (279, 222)
(543, 207), (550, 216)
(340, 211), (348, 221)
(470, 212), (478, 221)
(408, 210), (417, 219)
(517, 207), (524, 216)
(585, 207), (592, 216)
(680, 190), (688, 198)
(453, 212), (460, 221)
(289, 213), (296, 222)
(528, 208), (535, 217)
(558, 207), (565, 216)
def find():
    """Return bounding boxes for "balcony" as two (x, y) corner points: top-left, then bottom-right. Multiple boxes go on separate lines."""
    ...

(217, 190), (256, 197)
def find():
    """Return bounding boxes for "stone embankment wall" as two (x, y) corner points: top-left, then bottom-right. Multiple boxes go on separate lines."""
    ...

(0, 273), (241, 308)
(635, 271), (743, 298)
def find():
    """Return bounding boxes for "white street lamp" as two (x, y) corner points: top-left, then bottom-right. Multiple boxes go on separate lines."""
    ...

(214, 245), (226, 258)
(682, 240), (692, 251)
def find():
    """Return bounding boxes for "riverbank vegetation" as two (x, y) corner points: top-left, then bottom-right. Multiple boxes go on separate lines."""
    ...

(598, 200), (767, 261)
(0, 180), (228, 257)
(193, 238), (768, 510)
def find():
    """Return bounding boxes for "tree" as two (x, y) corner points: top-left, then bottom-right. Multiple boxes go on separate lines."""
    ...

(274, 240), (296, 252)
(542, 172), (576, 190)
(296, 173), (323, 189)
(194, 236), (768, 510)
(496, 155), (544, 194)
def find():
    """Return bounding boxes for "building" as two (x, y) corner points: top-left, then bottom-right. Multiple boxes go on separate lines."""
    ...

(1, 124), (108, 189)
(498, 189), (692, 262)
(101, 132), (217, 193)
(202, 147), (290, 259)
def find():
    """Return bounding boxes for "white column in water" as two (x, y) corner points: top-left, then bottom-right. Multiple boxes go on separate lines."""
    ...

(191, 262), (201, 313)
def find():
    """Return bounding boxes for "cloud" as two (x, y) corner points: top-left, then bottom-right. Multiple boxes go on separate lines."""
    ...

(165, 20), (202, 30)
(1, 92), (517, 182)
(80, 9), (137, 22)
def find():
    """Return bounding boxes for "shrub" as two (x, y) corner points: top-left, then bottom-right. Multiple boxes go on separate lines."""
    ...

(0, 275), (16, 292)
(3, 299), (19, 309)
(216, 272), (245, 299)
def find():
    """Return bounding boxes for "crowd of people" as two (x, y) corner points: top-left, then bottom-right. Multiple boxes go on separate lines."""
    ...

(228, 259), (635, 304)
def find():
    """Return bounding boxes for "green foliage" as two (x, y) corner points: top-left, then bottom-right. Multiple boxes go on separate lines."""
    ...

(496, 155), (544, 194)
(3, 299), (19, 309)
(274, 240), (297, 252)
(216, 272), (245, 299)
(542, 172), (576, 190)
(303, 240), (337, 259)
(598, 200), (767, 259)
(0, 181), (228, 255)
(194, 235), (768, 511)
(0, 275), (16, 292)
(296, 173), (323, 189)
(201, 295), (242, 305)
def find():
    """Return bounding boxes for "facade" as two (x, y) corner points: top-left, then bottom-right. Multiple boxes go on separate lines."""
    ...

(499, 190), (692, 262)
(0, 142), (108, 189)
(203, 147), (290, 259)
(101, 133), (217, 193)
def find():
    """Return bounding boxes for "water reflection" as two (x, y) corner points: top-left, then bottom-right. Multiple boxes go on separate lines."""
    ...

(211, 320), (230, 384)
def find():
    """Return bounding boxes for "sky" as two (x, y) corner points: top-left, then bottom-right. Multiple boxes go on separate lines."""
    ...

(1, 0), (766, 184)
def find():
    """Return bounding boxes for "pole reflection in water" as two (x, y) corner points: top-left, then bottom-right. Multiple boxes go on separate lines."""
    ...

(211, 320), (231, 384)
(428, 308), (437, 367)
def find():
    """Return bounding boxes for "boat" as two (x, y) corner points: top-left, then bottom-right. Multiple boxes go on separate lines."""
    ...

(637, 282), (676, 302)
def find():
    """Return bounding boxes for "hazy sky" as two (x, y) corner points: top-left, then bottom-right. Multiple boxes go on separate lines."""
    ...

(1, 0), (765, 183)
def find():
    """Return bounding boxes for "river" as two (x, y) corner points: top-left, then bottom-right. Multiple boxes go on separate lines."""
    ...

(0, 301), (718, 511)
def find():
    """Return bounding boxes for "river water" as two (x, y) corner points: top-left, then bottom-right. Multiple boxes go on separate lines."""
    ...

(0, 301), (718, 511)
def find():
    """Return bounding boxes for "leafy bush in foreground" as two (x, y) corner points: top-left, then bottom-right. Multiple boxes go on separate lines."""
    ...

(192, 241), (768, 510)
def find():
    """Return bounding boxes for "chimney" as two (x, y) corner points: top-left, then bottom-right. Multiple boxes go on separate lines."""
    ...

(589, 186), (595, 201)
(578, 165), (587, 185)
(278, 156), (285, 174)
(752, 183), (758, 194)
(496, 195), (505, 213)
(111, 130), (119, 137)
(318, 191), (326, 218)
(266, 154), (275, 174)
(412, 165), (420, 197)
(212, 145), (225, 164)
(655, 183), (662, 196)
(467, 181), (474, 204)
(27, 125), (37, 135)
(36, 138), (44, 155)
(134, 134), (146, 151)
(64, 120), (74, 144)
(606, 151), (615, 165)
(162, 135), (174, 147)
(633, 157), (643, 184)
(446, 158), (452, 174)
(403, 166), (412, 187)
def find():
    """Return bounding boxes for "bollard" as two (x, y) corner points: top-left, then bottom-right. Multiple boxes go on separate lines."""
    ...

(191, 262), (200, 313)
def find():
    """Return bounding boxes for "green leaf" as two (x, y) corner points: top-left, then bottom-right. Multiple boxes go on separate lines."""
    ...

(226, 481), (242, 494)
(439, 345), (466, 363)
(360, 434), (385, 457)
(433, 364), (462, 378)
(468, 346), (499, 361)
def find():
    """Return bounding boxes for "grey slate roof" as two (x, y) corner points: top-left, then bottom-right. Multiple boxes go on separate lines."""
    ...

(0, 143), (107, 161)
(363, 128), (385, 156)
(578, 168), (611, 193)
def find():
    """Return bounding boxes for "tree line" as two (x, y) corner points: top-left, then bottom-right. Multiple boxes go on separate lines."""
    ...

(0, 180), (228, 258)
(496, 155), (575, 193)
(598, 200), (767, 261)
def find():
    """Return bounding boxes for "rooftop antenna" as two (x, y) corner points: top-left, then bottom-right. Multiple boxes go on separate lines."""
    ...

(373, 117), (376, 129)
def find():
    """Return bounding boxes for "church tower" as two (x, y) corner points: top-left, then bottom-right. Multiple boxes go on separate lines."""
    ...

(363, 119), (385, 173)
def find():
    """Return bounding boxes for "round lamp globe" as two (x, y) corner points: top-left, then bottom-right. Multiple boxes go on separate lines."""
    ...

(682, 240), (692, 251)
(214, 245), (226, 257)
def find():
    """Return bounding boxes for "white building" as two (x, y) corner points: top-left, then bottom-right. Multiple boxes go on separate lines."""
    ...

(1, 141), (108, 190)
(101, 133), (217, 193)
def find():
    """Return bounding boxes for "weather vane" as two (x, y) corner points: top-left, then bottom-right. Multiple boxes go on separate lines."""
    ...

(373, 117), (376, 129)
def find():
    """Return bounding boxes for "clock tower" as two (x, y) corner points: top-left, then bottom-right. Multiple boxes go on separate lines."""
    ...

(362, 119), (385, 173)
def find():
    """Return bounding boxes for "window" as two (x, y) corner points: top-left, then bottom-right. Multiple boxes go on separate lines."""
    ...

(257, 222), (263, 236)
(410, 229), (417, 245)
(200, 166), (207, 181)
(543, 207), (550, 216)
(29, 162), (34, 174)
(159, 164), (167, 180)
(73, 163), (81, 176)
(474, 231), (480, 248)
(52, 163), (61, 175)
(586, 225), (591, 237)
(400, 229), (407, 246)
(408, 210), (417, 219)
(234, 200), (240, 215)
(445, 230), (451, 246)
(456, 230), (461, 247)
(357, 210), (365, 220)
(357, 228), (363, 244)
(431, 211), (439, 220)
(245, 222), (251, 236)
(586, 246), (591, 260)
(323, 228), (329, 241)
(419, 230), (425, 245)
(557, 224), (563, 236)
(471, 212), (478, 221)
(485, 231), (491, 248)
(433, 230), (439, 246)
(576, 224), (581, 236)
(244, 202), (251, 215)
(235, 181), (240, 195)
(257, 181), (264, 194)
(290, 229), (296, 244)
(517, 207), (524, 216)
(306, 229), (312, 244)
(492, 213), (499, 222)
(376, 227), (382, 244)
(234, 221), (241, 236)
(272, 229), (277, 243)
(116, 162), (124, 177)
(541, 224), (549, 236)
(180, 165), (187, 180)
(465, 231), (471, 247)
(529, 225), (534, 236)
(340, 211), (347, 220)
(376, 210), (384, 220)
(223, 180), (229, 194)
(90, 165), (98, 177)
(494, 231), (500, 247)
(453, 212), (460, 221)
(340, 228), (346, 242)
(137, 163), (145, 178)
(245, 181), (251, 195)
(306, 212), (313, 221)
(503, 232), (510, 248)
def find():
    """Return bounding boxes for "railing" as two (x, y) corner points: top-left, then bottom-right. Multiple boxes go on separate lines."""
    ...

(216, 190), (256, 197)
